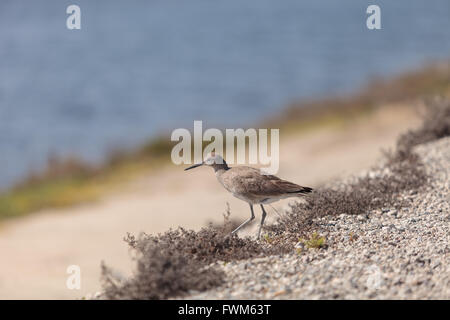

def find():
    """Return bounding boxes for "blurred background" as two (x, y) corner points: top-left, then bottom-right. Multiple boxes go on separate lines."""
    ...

(1, 0), (450, 188)
(0, 0), (449, 299)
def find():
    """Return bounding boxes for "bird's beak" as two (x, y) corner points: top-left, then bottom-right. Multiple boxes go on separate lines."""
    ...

(184, 162), (204, 171)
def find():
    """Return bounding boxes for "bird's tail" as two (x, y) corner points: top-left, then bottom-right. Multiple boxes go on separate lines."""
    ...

(287, 186), (313, 195)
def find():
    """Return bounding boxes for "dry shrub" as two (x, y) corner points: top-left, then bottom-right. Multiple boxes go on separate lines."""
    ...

(396, 97), (450, 160)
(101, 214), (288, 299)
(100, 97), (449, 299)
(207, 203), (247, 234)
(271, 98), (449, 237)
(100, 232), (224, 300)
(271, 153), (427, 237)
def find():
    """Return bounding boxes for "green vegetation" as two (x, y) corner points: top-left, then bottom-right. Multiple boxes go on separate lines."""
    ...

(0, 175), (101, 219)
(0, 137), (174, 220)
(268, 62), (450, 135)
(101, 95), (450, 300)
(348, 232), (358, 243)
(0, 62), (448, 220)
(263, 233), (274, 244)
(299, 232), (327, 249)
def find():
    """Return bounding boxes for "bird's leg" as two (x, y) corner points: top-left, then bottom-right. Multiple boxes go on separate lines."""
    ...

(257, 205), (268, 240)
(231, 204), (255, 235)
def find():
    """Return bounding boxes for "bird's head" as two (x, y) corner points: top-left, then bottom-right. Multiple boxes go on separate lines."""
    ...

(184, 152), (227, 171)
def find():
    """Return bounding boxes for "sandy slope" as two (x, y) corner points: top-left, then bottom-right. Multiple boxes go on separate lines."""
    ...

(0, 104), (420, 299)
(187, 137), (450, 300)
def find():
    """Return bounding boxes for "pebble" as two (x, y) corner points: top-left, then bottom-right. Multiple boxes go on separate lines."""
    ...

(185, 138), (450, 300)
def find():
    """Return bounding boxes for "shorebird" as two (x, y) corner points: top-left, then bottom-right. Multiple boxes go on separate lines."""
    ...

(185, 153), (312, 239)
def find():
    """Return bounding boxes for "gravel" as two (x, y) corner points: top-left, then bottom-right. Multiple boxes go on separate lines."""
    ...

(185, 137), (450, 300)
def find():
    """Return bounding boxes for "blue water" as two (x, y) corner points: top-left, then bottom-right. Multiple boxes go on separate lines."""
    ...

(0, 0), (449, 188)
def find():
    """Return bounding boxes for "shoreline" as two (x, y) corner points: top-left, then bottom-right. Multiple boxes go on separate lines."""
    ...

(0, 61), (448, 222)
(0, 98), (425, 298)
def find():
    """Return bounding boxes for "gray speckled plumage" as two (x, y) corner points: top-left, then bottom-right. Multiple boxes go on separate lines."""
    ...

(215, 165), (312, 205)
(185, 153), (312, 239)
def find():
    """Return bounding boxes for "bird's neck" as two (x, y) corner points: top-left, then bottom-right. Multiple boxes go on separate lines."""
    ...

(212, 162), (229, 173)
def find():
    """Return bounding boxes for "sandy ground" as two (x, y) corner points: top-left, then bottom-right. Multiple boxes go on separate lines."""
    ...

(187, 137), (450, 300)
(0, 104), (421, 299)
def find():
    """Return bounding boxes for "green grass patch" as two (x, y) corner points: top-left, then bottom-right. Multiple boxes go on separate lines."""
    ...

(0, 137), (174, 220)
(298, 232), (327, 249)
(0, 63), (448, 221)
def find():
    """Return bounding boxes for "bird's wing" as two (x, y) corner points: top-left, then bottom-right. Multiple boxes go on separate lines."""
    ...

(227, 167), (310, 197)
